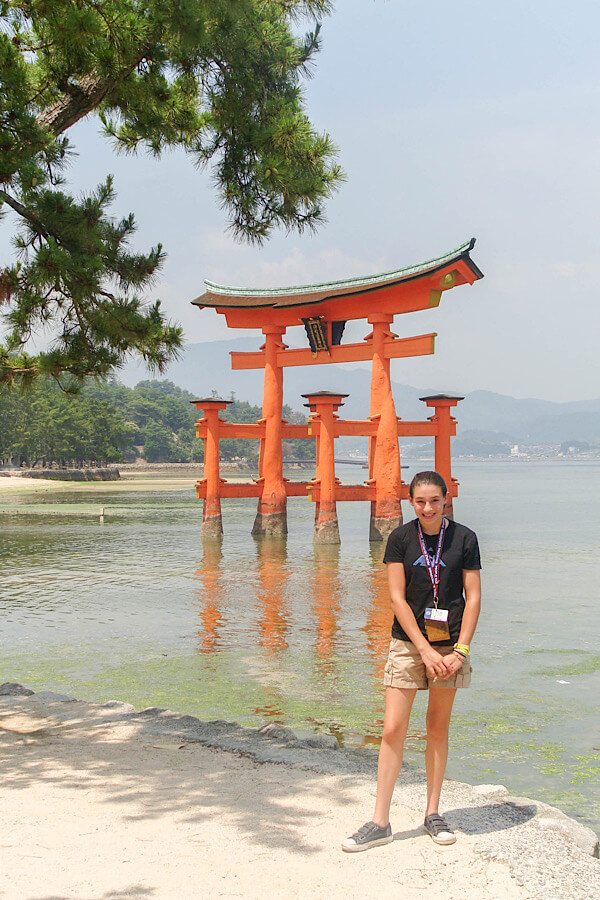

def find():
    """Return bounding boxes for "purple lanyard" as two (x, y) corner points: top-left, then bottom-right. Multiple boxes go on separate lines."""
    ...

(417, 519), (446, 608)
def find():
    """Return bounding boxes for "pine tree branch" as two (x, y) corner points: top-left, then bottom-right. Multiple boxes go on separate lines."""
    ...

(1, 1), (339, 384)
(36, 60), (147, 137)
(0, 188), (51, 239)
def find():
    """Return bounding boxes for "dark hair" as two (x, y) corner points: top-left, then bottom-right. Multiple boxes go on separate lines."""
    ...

(409, 471), (447, 498)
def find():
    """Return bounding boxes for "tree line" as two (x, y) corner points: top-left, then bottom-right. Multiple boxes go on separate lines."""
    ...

(0, 379), (314, 468)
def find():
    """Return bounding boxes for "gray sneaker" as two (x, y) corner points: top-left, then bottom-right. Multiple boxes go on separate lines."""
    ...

(424, 813), (456, 845)
(342, 820), (393, 853)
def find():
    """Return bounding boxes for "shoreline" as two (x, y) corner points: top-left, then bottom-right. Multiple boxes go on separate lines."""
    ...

(2, 456), (599, 497)
(1, 684), (598, 899)
(0, 469), (199, 494)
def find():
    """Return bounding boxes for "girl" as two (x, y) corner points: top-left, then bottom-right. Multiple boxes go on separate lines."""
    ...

(343, 471), (481, 850)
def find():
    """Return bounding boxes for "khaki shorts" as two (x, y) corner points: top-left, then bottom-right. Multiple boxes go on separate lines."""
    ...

(383, 638), (472, 690)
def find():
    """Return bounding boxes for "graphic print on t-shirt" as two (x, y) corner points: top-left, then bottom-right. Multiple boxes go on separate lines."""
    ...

(413, 551), (447, 568)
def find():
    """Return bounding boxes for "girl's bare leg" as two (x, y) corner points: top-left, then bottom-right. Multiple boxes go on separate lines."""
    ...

(424, 687), (457, 816)
(372, 686), (417, 827)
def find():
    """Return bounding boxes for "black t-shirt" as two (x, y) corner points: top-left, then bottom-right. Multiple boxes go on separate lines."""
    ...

(383, 519), (481, 645)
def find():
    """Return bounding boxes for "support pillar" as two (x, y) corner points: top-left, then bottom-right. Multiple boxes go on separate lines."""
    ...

(420, 394), (463, 519)
(368, 314), (402, 541)
(304, 392), (348, 544)
(192, 398), (232, 538)
(252, 325), (288, 536)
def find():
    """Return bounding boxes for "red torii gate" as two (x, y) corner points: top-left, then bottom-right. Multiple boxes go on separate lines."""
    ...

(191, 239), (483, 542)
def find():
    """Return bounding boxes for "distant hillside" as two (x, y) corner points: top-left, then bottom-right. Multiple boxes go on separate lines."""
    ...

(118, 340), (600, 445)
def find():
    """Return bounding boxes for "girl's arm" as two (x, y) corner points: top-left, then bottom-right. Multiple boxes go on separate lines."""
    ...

(387, 562), (450, 678)
(457, 569), (481, 646)
(442, 568), (481, 678)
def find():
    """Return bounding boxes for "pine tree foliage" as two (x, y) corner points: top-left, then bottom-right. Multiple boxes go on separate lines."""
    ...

(0, 1), (342, 385)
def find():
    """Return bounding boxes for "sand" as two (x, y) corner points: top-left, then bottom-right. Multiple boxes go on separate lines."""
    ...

(0, 471), (198, 495)
(1, 689), (598, 900)
(0, 468), (264, 495)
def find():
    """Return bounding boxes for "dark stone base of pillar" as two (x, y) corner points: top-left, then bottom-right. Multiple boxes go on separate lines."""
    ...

(252, 510), (288, 536)
(201, 514), (223, 538)
(313, 518), (340, 544)
(369, 515), (401, 542)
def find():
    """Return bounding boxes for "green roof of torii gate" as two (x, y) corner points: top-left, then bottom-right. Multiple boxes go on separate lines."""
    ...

(192, 238), (483, 310)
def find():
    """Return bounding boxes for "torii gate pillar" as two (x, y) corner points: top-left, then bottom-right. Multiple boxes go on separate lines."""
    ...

(421, 393), (463, 519)
(252, 324), (288, 536)
(303, 391), (348, 545)
(368, 314), (402, 542)
(194, 398), (232, 539)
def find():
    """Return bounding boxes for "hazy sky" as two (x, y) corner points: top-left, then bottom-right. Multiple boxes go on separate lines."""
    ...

(2, 0), (599, 401)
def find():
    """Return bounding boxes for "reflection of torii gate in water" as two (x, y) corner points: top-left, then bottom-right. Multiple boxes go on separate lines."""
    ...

(191, 239), (483, 543)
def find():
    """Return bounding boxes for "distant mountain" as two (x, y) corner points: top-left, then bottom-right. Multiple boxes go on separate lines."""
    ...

(119, 337), (262, 400)
(118, 340), (600, 445)
(519, 412), (600, 444)
(457, 393), (600, 444)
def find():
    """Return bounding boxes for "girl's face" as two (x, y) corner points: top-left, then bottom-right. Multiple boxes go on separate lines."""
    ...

(409, 483), (446, 533)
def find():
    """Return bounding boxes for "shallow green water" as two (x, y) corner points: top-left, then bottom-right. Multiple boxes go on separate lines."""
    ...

(1, 460), (598, 833)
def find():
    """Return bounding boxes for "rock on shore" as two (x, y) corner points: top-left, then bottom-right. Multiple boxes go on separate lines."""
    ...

(6, 467), (121, 481)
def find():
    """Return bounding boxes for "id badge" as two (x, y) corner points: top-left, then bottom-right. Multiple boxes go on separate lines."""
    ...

(424, 607), (450, 642)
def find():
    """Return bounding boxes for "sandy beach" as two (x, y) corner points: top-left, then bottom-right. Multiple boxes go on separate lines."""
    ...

(0, 467), (262, 495)
(1, 686), (598, 900)
(0, 470), (198, 495)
